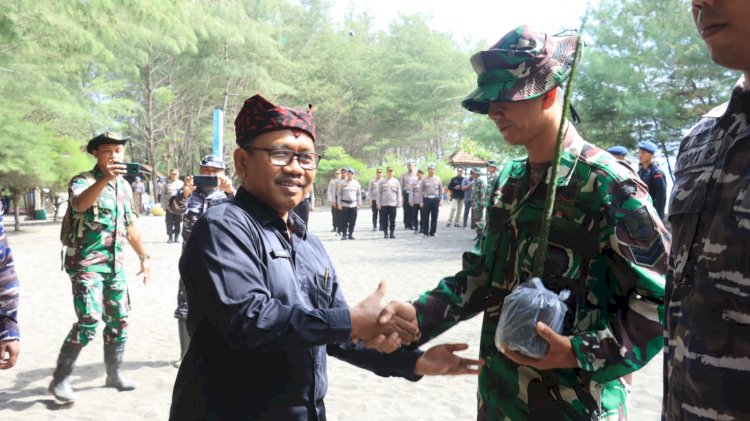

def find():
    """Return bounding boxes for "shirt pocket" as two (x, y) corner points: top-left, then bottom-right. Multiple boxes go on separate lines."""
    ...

(313, 273), (334, 309)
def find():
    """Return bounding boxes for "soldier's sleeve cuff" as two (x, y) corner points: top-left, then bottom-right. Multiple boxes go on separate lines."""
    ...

(0, 319), (19, 341)
(570, 333), (598, 371)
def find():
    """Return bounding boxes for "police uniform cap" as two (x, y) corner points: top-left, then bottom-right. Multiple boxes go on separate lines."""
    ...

(607, 145), (628, 156)
(427, 163), (437, 170)
(86, 131), (129, 154)
(638, 141), (658, 154)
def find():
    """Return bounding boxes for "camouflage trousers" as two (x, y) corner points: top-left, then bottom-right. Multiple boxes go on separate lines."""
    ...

(471, 202), (484, 235)
(63, 270), (130, 346)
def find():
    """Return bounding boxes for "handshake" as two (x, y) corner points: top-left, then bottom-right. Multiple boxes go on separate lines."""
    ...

(349, 281), (483, 376)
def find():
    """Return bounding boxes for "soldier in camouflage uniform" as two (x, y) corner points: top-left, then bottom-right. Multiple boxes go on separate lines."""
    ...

(49, 132), (151, 403)
(0, 202), (20, 370)
(382, 26), (669, 420)
(470, 168), (486, 237)
(485, 161), (499, 197)
(663, 2), (750, 419)
(168, 154), (234, 365)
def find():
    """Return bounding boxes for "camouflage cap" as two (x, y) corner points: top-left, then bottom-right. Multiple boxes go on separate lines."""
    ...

(86, 131), (129, 154)
(462, 25), (579, 114)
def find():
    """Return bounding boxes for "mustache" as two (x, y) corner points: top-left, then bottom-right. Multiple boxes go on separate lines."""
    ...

(276, 176), (307, 187)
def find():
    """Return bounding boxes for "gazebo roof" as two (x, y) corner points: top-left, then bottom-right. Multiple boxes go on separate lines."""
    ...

(448, 150), (487, 168)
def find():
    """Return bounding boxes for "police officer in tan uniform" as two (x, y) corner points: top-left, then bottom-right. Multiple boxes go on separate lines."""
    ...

(418, 163), (443, 237)
(409, 169), (425, 234)
(377, 167), (401, 239)
(367, 168), (383, 231)
(336, 168), (362, 240)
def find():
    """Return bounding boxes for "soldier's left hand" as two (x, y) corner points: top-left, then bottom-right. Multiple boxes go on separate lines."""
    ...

(137, 258), (151, 286)
(500, 321), (578, 370)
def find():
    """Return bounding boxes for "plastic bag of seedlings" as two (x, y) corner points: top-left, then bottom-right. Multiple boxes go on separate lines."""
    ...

(495, 277), (570, 359)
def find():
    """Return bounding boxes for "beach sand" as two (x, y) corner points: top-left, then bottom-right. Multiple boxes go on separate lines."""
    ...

(0, 207), (662, 420)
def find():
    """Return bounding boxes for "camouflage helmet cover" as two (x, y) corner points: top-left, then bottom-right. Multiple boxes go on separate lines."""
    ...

(462, 25), (579, 114)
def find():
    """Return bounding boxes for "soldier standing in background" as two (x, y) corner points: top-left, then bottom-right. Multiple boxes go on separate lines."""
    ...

(637, 141), (668, 219)
(337, 168), (362, 240)
(418, 163), (443, 237)
(469, 168), (486, 239)
(664, 1), (750, 419)
(399, 160), (417, 230)
(368, 168), (383, 231)
(326, 169), (342, 233)
(168, 154), (235, 366)
(377, 167), (401, 239)
(485, 161), (499, 196)
(409, 169), (425, 234)
(50, 132), (151, 403)
(163, 169), (184, 243)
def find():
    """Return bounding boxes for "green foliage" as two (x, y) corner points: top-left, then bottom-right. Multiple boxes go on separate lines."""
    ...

(576, 0), (733, 157)
(1, 0), (737, 225)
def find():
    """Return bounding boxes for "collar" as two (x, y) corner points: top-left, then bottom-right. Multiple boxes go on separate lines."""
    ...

(235, 187), (307, 239)
(511, 122), (583, 188)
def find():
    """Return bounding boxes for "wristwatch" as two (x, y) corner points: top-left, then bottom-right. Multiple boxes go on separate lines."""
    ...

(138, 253), (151, 261)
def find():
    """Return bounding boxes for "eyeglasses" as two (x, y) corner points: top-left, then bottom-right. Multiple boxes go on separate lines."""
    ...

(242, 146), (322, 170)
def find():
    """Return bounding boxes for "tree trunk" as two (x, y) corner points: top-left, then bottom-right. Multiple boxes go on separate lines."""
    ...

(143, 61), (159, 200)
(11, 189), (21, 231)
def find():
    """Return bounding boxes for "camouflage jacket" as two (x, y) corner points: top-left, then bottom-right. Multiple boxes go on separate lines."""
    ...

(0, 203), (19, 341)
(169, 187), (233, 249)
(64, 166), (136, 274)
(664, 77), (750, 420)
(413, 126), (669, 420)
(472, 177), (486, 205)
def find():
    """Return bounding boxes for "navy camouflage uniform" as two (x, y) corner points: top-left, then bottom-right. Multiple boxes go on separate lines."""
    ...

(664, 77), (750, 420)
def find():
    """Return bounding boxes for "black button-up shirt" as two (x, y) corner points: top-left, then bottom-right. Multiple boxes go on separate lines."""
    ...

(170, 187), (421, 421)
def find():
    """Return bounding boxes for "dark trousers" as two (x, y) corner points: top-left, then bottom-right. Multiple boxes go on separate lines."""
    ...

(380, 206), (397, 234)
(371, 202), (379, 228)
(412, 202), (421, 230)
(421, 197), (440, 235)
(341, 206), (357, 235)
(462, 201), (472, 227)
(331, 206), (341, 232)
(402, 192), (412, 228)
(166, 211), (181, 239)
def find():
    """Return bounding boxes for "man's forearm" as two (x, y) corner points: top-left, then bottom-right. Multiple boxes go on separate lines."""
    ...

(72, 178), (110, 212)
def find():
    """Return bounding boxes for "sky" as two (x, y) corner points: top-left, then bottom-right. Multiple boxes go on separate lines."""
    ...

(330, 0), (594, 46)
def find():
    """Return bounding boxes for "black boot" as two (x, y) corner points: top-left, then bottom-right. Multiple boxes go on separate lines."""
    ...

(383, 231), (388, 239)
(389, 231), (395, 239)
(104, 342), (136, 391)
(173, 319), (190, 368)
(49, 342), (82, 403)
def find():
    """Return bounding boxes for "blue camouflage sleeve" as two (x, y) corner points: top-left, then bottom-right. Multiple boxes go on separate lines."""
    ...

(0, 203), (20, 341)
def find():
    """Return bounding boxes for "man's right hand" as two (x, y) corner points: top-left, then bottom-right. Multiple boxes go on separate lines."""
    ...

(103, 162), (126, 181)
(182, 176), (196, 197)
(349, 281), (419, 348)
